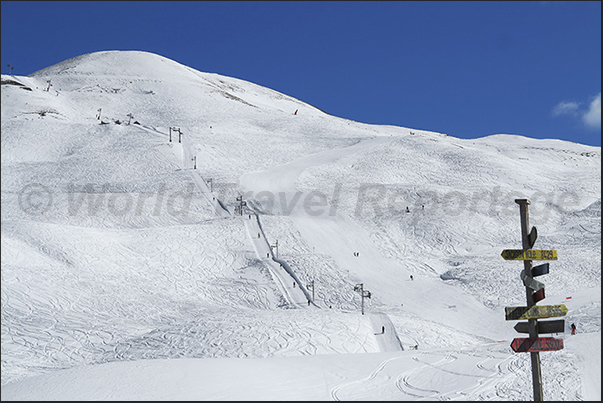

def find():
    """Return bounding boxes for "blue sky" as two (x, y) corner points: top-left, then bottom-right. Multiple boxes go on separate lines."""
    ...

(2, 1), (600, 146)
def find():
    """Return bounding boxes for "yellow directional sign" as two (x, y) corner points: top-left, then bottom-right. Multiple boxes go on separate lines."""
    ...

(501, 249), (557, 261)
(505, 304), (568, 321)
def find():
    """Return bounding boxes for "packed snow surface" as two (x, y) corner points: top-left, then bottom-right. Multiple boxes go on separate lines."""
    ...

(1, 50), (600, 400)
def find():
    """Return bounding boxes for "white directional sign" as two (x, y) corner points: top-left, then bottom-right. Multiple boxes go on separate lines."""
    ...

(521, 269), (544, 291)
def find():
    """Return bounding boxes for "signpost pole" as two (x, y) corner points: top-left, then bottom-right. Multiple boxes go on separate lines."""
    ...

(516, 199), (544, 401)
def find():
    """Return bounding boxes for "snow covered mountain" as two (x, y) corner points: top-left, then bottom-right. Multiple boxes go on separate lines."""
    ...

(1, 50), (600, 400)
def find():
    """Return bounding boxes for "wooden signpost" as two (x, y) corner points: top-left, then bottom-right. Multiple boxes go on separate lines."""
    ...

(502, 199), (565, 401)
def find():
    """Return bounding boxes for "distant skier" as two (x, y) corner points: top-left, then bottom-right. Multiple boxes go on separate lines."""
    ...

(293, 282), (296, 288)
(410, 275), (413, 281)
(308, 300), (311, 306)
(406, 206), (410, 213)
(571, 323), (576, 335)
(381, 326), (385, 334)
(294, 109), (298, 115)
(258, 233), (260, 238)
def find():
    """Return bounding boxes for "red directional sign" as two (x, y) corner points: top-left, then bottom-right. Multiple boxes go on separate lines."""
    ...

(533, 288), (545, 303)
(511, 337), (564, 353)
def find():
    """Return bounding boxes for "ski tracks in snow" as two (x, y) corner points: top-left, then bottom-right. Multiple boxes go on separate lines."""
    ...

(329, 346), (528, 401)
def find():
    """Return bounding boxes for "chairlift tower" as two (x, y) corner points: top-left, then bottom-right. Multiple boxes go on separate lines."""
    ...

(354, 283), (371, 315)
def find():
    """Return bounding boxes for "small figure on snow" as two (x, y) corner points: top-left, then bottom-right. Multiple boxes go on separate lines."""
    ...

(571, 323), (577, 335)
(410, 275), (414, 281)
(381, 326), (385, 334)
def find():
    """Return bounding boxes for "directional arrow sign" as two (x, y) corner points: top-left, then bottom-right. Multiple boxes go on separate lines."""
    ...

(532, 263), (550, 277)
(528, 226), (538, 249)
(519, 270), (544, 291)
(511, 337), (564, 353)
(521, 269), (544, 291)
(514, 319), (565, 334)
(505, 304), (568, 321)
(533, 288), (545, 303)
(501, 249), (557, 261)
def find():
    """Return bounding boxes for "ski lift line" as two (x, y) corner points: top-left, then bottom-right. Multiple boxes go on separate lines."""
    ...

(186, 170), (230, 217)
(174, 126), (230, 216)
(137, 122), (304, 305)
(246, 212), (313, 306)
(273, 256), (314, 303)
(179, 138), (229, 214)
(243, 217), (303, 306)
(131, 122), (169, 138)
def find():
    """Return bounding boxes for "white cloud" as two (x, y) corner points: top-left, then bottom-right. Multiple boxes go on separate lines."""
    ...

(582, 92), (601, 129)
(552, 101), (579, 116)
(552, 93), (601, 130)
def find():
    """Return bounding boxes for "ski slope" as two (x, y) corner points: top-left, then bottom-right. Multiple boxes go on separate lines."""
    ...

(1, 50), (600, 400)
